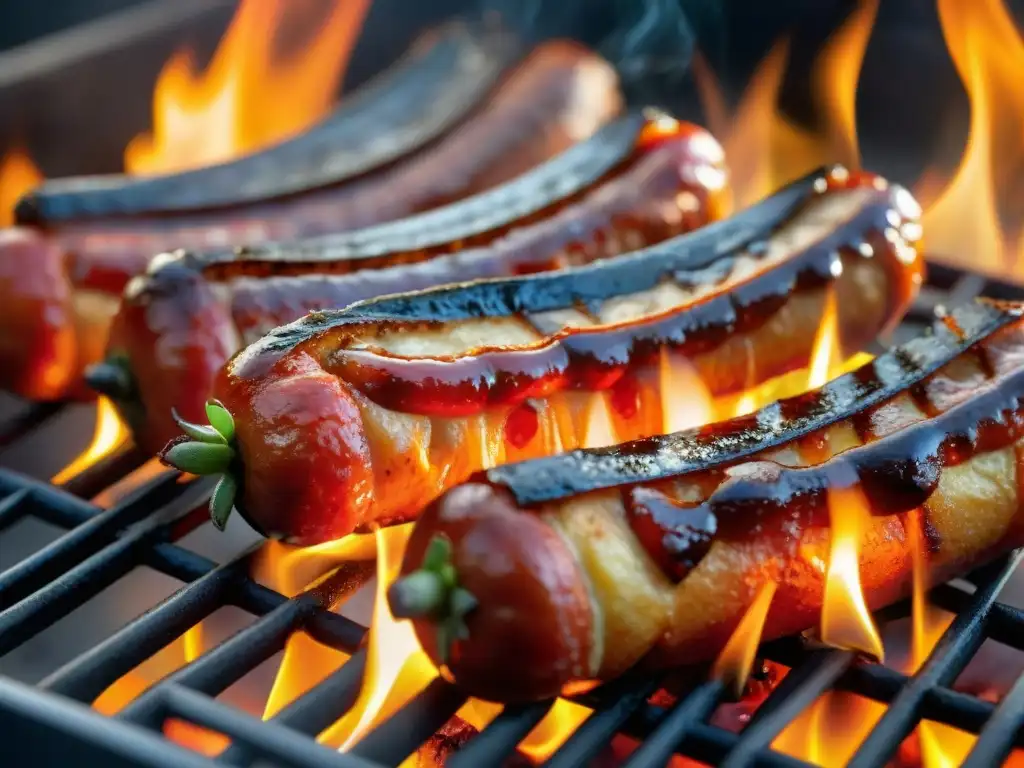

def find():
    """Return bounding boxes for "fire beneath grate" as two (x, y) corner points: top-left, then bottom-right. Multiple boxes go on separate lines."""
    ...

(0, 264), (1023, 768)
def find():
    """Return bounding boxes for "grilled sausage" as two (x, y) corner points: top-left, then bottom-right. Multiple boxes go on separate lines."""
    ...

(0, 34), (622, 400)
(161, 166), (924, 545)
(98, 112), (729, 454)
(387, 298), (1024, 702)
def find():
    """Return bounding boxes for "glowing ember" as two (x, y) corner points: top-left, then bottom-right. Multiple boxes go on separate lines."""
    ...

(51, 397), (131, 485)
(0, 146), (42, 226)
(712, 581), (778, 698)
(125, 0), (371, 174)
(820, 486), (884, 660)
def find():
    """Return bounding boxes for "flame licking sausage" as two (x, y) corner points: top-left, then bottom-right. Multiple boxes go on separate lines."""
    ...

(162, 167), (924, 545)
(388, 299), (1024, 702)
(0, 30), (622, 400)
(100, 112), (728, 454)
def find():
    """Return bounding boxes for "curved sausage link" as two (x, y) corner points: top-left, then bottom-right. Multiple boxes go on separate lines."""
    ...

(390, 299), (1024, 702)
(167, 167), (923, 545)
(0, 40), (622, 401)
(106, 117), (728, 453)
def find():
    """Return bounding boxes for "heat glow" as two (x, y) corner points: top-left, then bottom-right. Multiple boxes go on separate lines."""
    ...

(125, 0), (371, 174)
(712, 581), (778, 698)
(0, 146), (42, 226)
(922, 0), (1024, 276)
(820, 485), (885, 661)
(51, 397), (131, 485)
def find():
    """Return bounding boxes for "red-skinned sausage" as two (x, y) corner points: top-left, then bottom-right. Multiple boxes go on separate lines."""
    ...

(99, 113), (728, 454)
(160, 166), (924, 545)
(388, 298), (1024, 702)
(0, 33), (621, 400)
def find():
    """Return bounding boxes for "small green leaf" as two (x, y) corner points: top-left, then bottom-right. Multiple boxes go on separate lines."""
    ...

(209, 473), (237, 531)
(436, 622), (453, 666)
(422, 535), (452, 572)
(172, 409), (226, 444)
(162, 441), (234, 476)
(388, 570), (446, 618)
(449, 587), (478, 620)
(205, 399), (235, 442)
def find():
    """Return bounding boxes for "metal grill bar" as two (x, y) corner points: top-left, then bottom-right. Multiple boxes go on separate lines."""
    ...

(719, 650), (857, 768)
(541, 675), (661, 768)
(160, 685), (375, 768)
(962, 674), (1024, 767)
(0, 677), (218, 768)
(218, 650), (369, 767)
(623, 680), (727, 768)
(348, 678), (467, 763)
(3, 264), (1024, 768)
(850, 550), (1024, 767)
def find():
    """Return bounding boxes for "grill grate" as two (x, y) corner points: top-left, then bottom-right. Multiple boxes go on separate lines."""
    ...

(3, 262), (1024, 767)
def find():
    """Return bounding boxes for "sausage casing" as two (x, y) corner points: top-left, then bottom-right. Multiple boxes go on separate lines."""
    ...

(0, 36), (622, 400)
(389, 299), (1024, 704)
(102, 113), (728, 452)
(166, 167), (923, 544)
(391, 299), (1024, 702)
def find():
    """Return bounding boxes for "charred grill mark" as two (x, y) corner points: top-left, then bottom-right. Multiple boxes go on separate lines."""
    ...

(703, 361), (1024, 531)
(16, 21), (520, 223)
(485, 300), (1020, 505)
(309, 172), (917, 415)
(493, 300), (1024, 583)
(189, 112), (654, 280)
(235, 165), (822, 364)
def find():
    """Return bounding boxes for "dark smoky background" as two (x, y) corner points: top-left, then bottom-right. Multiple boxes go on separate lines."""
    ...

(2, 0), (1024, 183)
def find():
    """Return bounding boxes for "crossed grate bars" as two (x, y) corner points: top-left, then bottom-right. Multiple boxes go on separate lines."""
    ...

(1, 263), (1024, 767)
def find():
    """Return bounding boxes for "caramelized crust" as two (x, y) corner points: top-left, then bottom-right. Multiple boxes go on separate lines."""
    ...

(405, 300), (1024, 701)
(3, 39), (624, 401)
(109, 114), (726, 451)
(216, 168), (923, 543)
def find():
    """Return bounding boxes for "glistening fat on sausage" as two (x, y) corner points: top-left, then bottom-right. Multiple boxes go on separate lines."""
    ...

(387, 298), (1024, 703)
(0, 31), (622, 400)
(160, 166), (924, 545)
(97, 112), (729, 454)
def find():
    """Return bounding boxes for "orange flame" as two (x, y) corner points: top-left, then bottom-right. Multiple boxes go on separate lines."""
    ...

(322, 526), (436, 752)
(919, 0), (1024, 275)
(807, 290), (840, 390)
(702, 0), (876, 207)
(659, 348), (715, 434)
(908, 512), (976, 767)
(712, 581), (778, 698)
(811, 0), (879, 171)
(820, 485), (884, 660)
(0, 146), (42, 226)
(125, 0), (371, 175)
(51, 397), (131, 485)
(582, 392), (620, 449)
(772, 691), (885, 767)
(94, 621), (229, 755)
